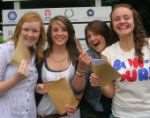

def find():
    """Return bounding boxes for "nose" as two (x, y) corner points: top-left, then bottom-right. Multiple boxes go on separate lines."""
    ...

(57, 30), (64, 35)
(27, 30), (34, 37)
(119, 18), (126, 23)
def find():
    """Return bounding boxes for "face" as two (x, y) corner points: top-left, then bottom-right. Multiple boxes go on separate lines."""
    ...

(111, 7), (134, 37)
(51, 21), (69, 46)
(20, 21), (41, 47)
(87, 31), (106, 52)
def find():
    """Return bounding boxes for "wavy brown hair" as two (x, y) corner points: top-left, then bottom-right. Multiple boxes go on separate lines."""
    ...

(11, 11), (46, 62)
(46, 15), (79, 65)
(110, 3), (147, 59)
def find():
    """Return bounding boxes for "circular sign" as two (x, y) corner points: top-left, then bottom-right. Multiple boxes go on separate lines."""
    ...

(87, 9), (95, 17)
(8, 11), (17, 21)
(64, 9), (74, 18)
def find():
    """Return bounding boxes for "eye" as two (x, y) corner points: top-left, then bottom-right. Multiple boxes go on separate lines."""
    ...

(113, 16), (121, 22)
(22, 28), (30, 32)
(32, 29), (40, 33)
(62, 27), (67, 32)
(123, 15), (131, 20)
(52, 27), (59, 32)
(87, 34), (91, 39)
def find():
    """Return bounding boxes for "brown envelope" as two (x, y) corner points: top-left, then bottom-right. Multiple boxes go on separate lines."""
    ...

(11, 39), (30, 65)
(92, 59), (120, 86)
(45, 78), (79, 114)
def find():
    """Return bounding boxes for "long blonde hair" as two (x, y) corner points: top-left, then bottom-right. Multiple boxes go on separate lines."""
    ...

(11, 11), (46, 61)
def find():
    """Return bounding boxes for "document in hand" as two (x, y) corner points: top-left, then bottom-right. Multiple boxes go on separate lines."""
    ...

(92, 59), (120, 86)
(46, 78), (79, 114)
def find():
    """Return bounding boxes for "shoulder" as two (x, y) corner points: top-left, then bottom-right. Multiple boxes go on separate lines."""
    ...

(86, 48), (100, 58)
(102, 42), (119, 55)
(102, 42), (119, 63)
(0, 41), (14, 61)
(0, 41), (14, 52)
(86, 49), (94, 56)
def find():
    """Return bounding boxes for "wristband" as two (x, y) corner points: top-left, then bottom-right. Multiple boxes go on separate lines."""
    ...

(76, 71), (85, 77)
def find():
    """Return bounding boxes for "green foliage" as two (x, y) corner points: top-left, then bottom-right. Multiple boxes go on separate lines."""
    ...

(0, 35), (4, 43)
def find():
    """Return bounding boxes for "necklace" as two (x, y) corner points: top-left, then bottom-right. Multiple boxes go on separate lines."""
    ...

(50, 54), (69, 63)
(52, 56), (67, 62)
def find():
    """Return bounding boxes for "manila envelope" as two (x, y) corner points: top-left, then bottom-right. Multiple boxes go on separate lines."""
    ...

(11, 39), (30, 65)
(92, 59), (120, 86)
(45, 78), (79, 114)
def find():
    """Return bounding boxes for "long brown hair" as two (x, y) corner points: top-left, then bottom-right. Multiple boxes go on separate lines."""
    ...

(46, 15), (79, 65)
(11, 11), (46, 61)
(110, 3), (147, 59)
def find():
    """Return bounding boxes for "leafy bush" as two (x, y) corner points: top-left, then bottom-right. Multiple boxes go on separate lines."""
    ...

(0, 36), (4, 43)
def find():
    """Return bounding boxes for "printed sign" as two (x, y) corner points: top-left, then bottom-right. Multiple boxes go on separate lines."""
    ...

(2, 7), (111, 43)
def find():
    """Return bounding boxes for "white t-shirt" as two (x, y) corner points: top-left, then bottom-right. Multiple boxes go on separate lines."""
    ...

(102, 42), (150, 118)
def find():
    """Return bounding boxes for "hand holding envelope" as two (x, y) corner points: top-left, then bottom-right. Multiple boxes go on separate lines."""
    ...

(91, 58), (120, 86)
(44, 78), (79, 114)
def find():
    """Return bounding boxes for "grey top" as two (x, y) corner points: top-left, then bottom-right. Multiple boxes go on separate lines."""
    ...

(84, 48), (104, 112)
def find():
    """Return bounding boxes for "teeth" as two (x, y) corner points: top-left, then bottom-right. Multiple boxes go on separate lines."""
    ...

(118, 24), (129, 29)
(94, 43), (99, 46)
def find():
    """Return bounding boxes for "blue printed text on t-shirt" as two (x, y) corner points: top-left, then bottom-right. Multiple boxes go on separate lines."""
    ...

(113, 57), (150, 82)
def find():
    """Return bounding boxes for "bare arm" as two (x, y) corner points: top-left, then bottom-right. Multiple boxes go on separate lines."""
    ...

(100, 82), (115, 98)
(71, 72), (87, 99)
(71, 52), (91, 99)
(90, 73), (115, 98)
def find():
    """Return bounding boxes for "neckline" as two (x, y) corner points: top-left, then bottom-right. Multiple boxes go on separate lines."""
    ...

(117, 42), (134, 54)
(44, 59), (72, 72)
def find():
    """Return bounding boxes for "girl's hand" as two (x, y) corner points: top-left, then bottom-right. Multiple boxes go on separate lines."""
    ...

(64, 104), (77, 115)
(77, 52), (91, 73)
(17, 59), (29, 80)
(90, 73), (104, 87)
(90, 73), (115, 98)
(36, 83), (48, 94)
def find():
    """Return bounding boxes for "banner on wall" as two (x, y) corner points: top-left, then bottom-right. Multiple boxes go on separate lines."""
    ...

(2, 6), (111, 40)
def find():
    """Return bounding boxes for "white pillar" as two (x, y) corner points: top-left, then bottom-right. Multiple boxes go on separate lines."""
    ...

(95, 0), (102, 7)
(14, 1), (20, 9)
